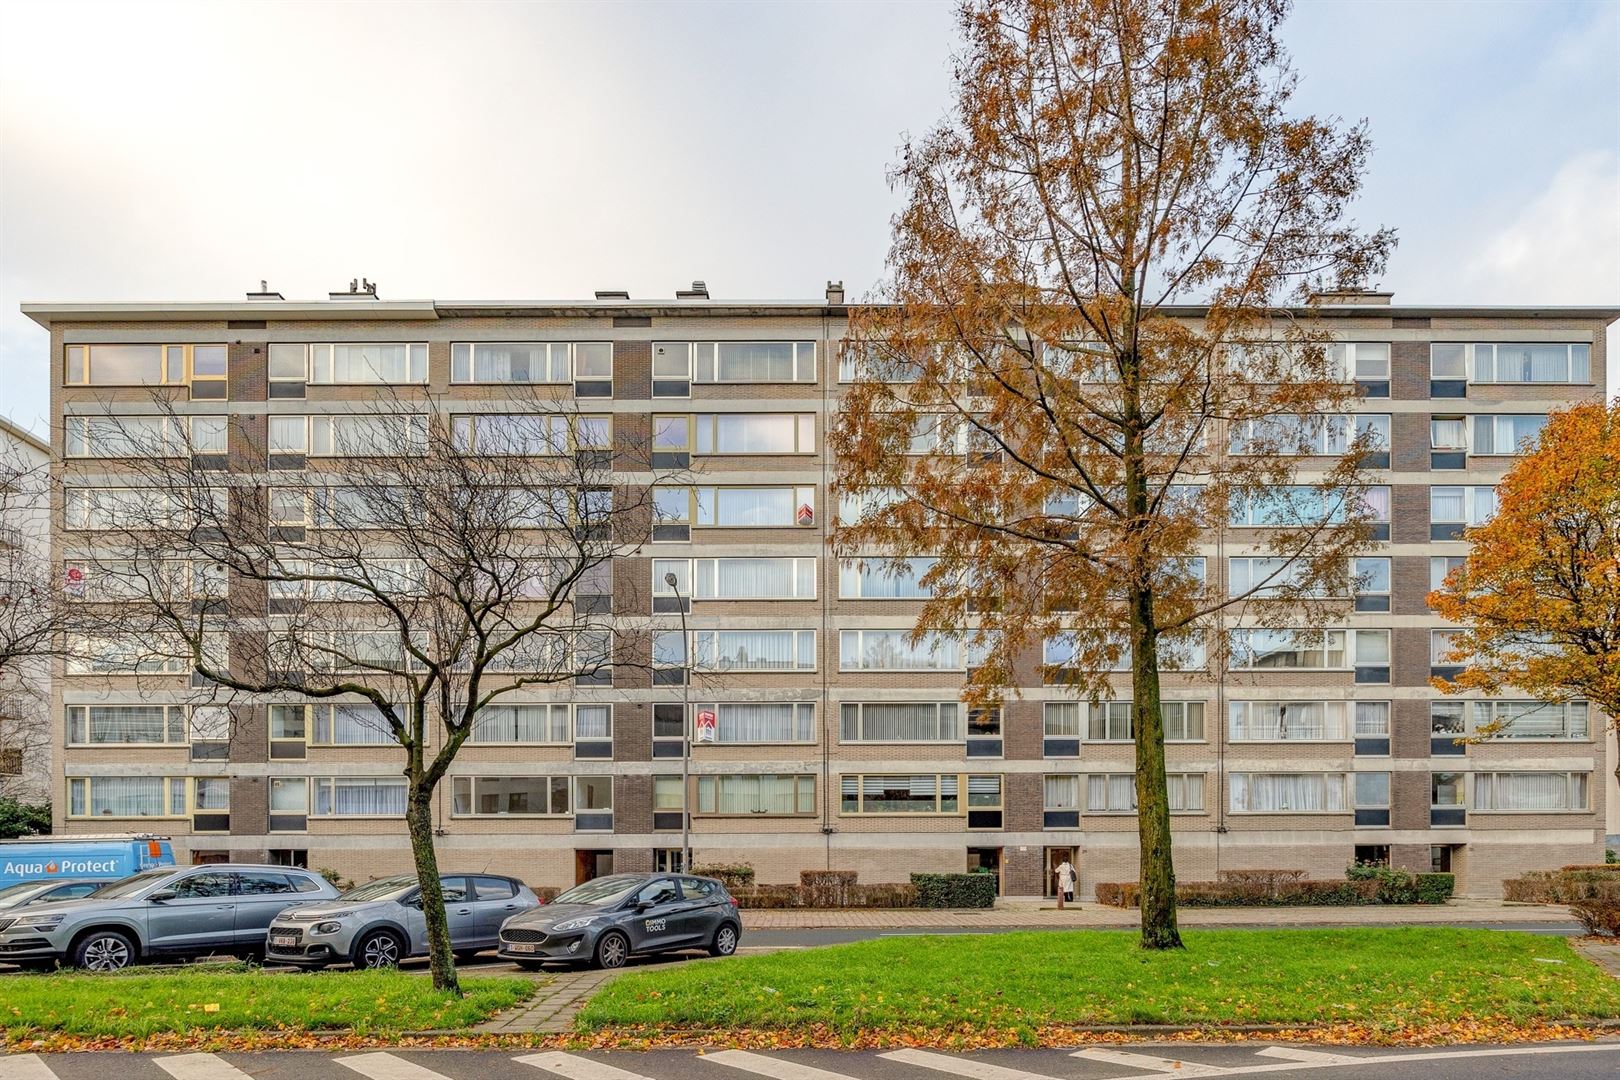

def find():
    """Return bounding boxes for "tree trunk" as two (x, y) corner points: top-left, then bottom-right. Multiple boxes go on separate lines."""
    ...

(405, 786), (460, 995)
(1130, 584), (1183, 950)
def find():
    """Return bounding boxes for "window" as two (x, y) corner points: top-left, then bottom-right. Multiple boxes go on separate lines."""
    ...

(273, 343), (428, 385)
(451, 342), (611, 384)
(1439, 700), (1591, 741)
(840, 701), (961, 742)
(1433, 342), (1591, 384)
(841, 774), (960, 814)
(690, 413), (816, 454)
(696, 774), (816, 814)
(1043, 702), (1082, 738)
(65, 633), (201, 675)
(1228, 700), (1357, 741)
(1430, 556), (1466, 592)
(1473, 772), (1589, 811)
(1329, 342), (1390, 381)
(449, 413), (608, 455)
(693, 486), (817, 527)
(64, 414), (226, 457)
(1044, 631), (1206, 671)
(654, 558), (817, 600)
(574, 776), (613, 816)
(1472, 414), (1547, 455)
(654, 341), (817, 383)
(1085, 701), (1205, 742)
(839, 629), (961, 671)
(1228, 414), (1389, 456)
(312, 777), (408, 816)
(468, 703), (572, 744)
(1354, 772), (1390, 810)
(1430, 771), (1466, 810)
(1229, 773), (1346, 813)
(839, 557), (937, 599)
(1430, 416), (1468, 451)
(1044, 775), (1079, 812)
(192, 778), (231, 813)
(63, 559), (226, 602)
(64, 486), (220, 530)
(268, 414), (428, 456)
(270, 777), (309, 814)
(1230, 485), (1388, 528)
(654, 775), (686, 811)
(838, 487), (908, 525)
(670, 629), (816, 672)
(66, 705), (186, 745)
(1430, 485), (1496, 528)
(64, 343), (225, 387)
(310, 703), (399, 746)
(1087, 773), (1205, 813)
(451, 776), (571, 816)
(694, 702), (815, 743)
(67, 776), (187, 817)
(1355, 702), (1391, 736)
(1430, 629), (1464, 667)
(1229, 628), (1384, 670)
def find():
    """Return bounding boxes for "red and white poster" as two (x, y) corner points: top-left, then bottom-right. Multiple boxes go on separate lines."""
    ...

(796, 503), (814, 526)
(694, 708), (718, 744)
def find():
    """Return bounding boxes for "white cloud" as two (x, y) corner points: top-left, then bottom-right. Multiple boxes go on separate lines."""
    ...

(1458, 150), (1620, 303)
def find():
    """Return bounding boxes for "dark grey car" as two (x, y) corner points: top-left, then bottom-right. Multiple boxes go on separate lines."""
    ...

(497, 873), (740, 970)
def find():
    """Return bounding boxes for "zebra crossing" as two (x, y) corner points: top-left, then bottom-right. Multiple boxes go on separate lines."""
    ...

(2, 1042), (1618, 1080)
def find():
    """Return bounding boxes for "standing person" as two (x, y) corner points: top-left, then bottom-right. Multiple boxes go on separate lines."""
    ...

(1055, 856), (1077, 909)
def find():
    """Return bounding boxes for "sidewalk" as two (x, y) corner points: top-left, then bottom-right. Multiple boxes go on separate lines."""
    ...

(739, 897), (1576, 930)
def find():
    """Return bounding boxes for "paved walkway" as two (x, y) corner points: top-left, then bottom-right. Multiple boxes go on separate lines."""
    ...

(475, 968), (625, 1035)
(739, 897), (1575, 929)
(1575, 939), (1620, 979)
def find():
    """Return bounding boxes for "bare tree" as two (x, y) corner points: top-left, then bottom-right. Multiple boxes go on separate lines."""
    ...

(0, 435), (58, 806)
(64, 393), (658, 993)
(833, 0), (1393, 948)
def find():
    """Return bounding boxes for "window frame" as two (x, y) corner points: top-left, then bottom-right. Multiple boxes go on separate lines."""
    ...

(449, 774), (574, 818)
(272, 343), (429, 386)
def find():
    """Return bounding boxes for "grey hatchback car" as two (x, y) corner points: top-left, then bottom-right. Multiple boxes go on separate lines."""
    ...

(266, 873), (539, 969)
(0, 864), (337, 971)
(497, 873), (741, 970)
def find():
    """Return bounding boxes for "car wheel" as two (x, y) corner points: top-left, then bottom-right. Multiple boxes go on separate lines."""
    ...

(72, 930), (137, 972)
(353, 930), (404, 969)
(593, 930), (629, 970)
(709, 923), (739, 958)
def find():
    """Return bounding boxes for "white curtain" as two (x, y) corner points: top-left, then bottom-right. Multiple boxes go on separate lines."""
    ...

(842, 630), (959, 671)
(843, 702), (955, 741)
(85, 706), (174, 744)
(1430, 418), (1467, 449)
(713, 342), (794, 382)
(88, 777), (167, 816)
(574, 705), (612, 740)
(703, 487), (794, 526)
(711, 703), (811, 743)
(1043, 702), (1081, 737)
(1168, 774), (1204, 811)
(318, 778), (407, 815)
(1230, 773), (1345, 812)
(841, 558), (935, 598)
(320, 704), (396, 745)
(701, 558), (803, 599)
(1044, 775), (1079, 810)
(330, 344), (409, 383)
(1354, 702), (1390, 736)
(1087, 774), (1135, 812)
(471, 704), (568, 743)
(1476, 772), (1580, 811)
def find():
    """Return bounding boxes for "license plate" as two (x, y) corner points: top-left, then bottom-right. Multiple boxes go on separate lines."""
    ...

(270, 935), (297, 948)
(508, 942), (539, 953)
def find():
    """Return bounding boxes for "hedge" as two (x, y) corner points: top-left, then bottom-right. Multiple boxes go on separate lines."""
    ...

(1095, 868), (1454, 908)
(732, 882), (918, 909)
(692, 863), (756, 889)
(1504, 867), (1620, 904)
(910, 872), (999, 909)
(1568, 882), (1620, 936)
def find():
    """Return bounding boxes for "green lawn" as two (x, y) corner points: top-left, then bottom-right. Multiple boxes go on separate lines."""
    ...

(578, 928), (1620, 1042)
(0, 963), (533, 1039)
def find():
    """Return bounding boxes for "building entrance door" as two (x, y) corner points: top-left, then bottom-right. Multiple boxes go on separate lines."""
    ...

(575, 849), (614, 885)
(1044, 846), (1076, 898)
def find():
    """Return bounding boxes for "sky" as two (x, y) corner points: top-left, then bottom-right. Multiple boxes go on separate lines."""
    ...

(1, 0), (1617, 435)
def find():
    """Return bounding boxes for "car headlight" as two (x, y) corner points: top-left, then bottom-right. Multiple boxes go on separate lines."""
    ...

(313, 921), (343, 935)
(17, 914), (66, 931)
(550, 915), (601, 933)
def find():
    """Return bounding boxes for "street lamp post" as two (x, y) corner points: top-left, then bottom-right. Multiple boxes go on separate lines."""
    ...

(664, 571), (691, 874)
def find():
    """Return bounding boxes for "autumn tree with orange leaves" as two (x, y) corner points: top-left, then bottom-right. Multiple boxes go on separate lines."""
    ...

(1431, 398), (1620, 795)
(833, 0), (1393, 949)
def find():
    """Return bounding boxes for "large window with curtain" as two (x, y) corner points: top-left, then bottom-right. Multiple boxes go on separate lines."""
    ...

(841, 774), (961, 814)
(695, 702), (815, 743)
(696, 774), (816, 814)
(1429, 485), (1497, 525)
(1473, 772), (1589, 811)
(1228, 413), (1389, 455)
(1230, 485), (1389, 527)
(66, 705), (187, 745)
(687, 629), (816, 672)
(840, 702), (961, 742)
(839, 557), (938, 599)
(67, 777), (188, 818)
(688, 413), (816, 454)
(468, 704), (572, 744)
(1087, 773), (1204, 812)
(312, 777), (408, 816)
(839, 629), (962, 671)
(1471, 414), (1548, 455)
(686, 485), (817, 527)
(654, 558), (818, 600)
(1228, 773), (1347, 813)
(450, 342), (608, 384)
(1228, 700), (1356, 741)
(308, 703), (398, 746)
(1472, 700), (1590, 740)
(1437, 342), (1591, 384)
(1084, 701), (1204, 741)
(292, 344), (428, 385)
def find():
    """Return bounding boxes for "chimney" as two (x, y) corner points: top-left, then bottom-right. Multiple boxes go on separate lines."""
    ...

(1310, 287), (1392, 307)
(247, 280), (284, 301)
(825, 280), (845, 305)
(675, 280), (710, 300)
(329, 278), (380, 300)
(594, 289), (630, 301)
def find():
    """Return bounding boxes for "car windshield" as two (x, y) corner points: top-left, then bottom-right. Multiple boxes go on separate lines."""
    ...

(0, 882), (43, 901)
(551, 875), (642, 907)
(89, 869), (175, 899)
(337, 875), (417, 902)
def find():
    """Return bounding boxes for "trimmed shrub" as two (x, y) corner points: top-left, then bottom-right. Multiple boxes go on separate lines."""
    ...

(693, 863), (755, 889)
(910, 872), (998, 909)
(800, 870), (858, 907)
(1568, 881), (1620, 936)
(1504, 868), (1618, 904)
(1218, 868), (1306, 889)
(1094, 881), (1133, 907)
(534, 885), (562, 903)
(1415, 873), (1455, 904)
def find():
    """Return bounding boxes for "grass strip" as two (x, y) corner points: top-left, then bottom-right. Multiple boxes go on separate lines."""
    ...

(578, 928), (1620, 1043)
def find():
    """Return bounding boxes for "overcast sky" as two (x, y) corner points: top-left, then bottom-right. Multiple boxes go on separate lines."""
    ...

(2, 0), (1617, 434)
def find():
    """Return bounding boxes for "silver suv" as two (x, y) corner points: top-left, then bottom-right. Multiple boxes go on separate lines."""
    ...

(0, 864), (337, 971)
(266, 873), (538, 969)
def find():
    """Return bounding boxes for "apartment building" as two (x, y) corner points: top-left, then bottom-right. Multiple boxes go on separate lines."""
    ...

(25, 287), (1616, 898)
(1, 416), (52, 802)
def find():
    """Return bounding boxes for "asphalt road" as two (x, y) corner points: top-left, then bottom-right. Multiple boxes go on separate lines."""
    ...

(6, 1042), (1620, 1080)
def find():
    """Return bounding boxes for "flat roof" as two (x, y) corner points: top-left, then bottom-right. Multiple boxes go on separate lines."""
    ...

(20, 298), (1620, 329)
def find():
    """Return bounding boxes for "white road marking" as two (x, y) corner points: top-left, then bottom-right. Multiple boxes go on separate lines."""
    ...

(703, 1049), (861, 1080)
(153, 1054), (257, 1080)
(515, 1051), (658, 1080)
(0, 1057), (57, 1080)
(336, 1053), (454, 1080)
(1073, 1047), (1232, 1075)
(880, 1047), (1062, 1079)
(1254, 1047), (1361, 1065)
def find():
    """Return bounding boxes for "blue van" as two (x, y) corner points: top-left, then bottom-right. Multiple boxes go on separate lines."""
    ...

(0, 834), (175, 889)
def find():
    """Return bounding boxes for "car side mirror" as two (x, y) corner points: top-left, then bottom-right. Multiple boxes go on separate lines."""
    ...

(633, 900), (650, 912)
(148, 889), (176, 903)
